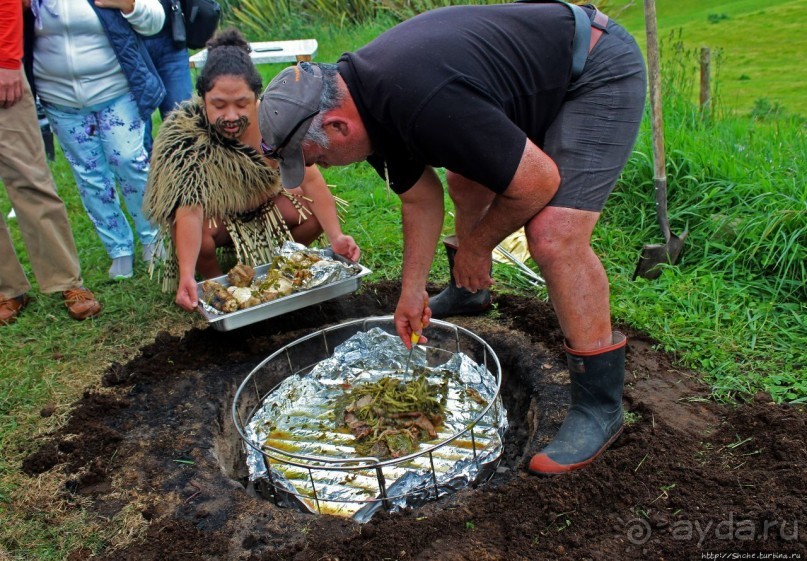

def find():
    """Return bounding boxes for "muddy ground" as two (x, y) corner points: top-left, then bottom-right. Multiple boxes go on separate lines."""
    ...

(22, 281), (806, 560)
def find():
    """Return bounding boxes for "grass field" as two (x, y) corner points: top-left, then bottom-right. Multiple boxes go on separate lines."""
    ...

(610, 0), (807, 116)
(1, 1), (805, 558)
(230, 0), (807, 116)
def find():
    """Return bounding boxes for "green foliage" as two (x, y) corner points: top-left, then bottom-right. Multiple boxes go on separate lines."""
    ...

(604, 34), (806, 403)
(227, 0), (309, 40)
(306, 0), (377, 26)
(749, 97), (786, 121)
(375, 0), (502, 22)
(620, 34), (806, 301)
(707, 13), (730, 24)
(225, 0), (505, 36)
(607, 0), (807, 116)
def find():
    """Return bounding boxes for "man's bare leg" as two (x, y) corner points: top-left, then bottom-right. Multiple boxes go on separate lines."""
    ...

(525, 206), (612, 350)
(428, 173), (496, 318)
(525, 205), (625, 475)
(196, 223), (228, 279)
(445, 171), (494, 241)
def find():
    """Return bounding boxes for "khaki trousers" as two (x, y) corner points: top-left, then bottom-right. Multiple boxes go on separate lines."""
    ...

(0, 77), (83, 298)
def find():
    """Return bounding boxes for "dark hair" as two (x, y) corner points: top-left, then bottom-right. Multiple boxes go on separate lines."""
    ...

(196, 28), (262, 98)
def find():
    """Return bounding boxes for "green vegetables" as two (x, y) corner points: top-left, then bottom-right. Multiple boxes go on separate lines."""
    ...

(337, 371), (447, 459)
(353, 374), (444, 417)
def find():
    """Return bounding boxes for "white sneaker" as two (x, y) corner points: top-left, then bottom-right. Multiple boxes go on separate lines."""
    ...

(109, 256), (134, 280)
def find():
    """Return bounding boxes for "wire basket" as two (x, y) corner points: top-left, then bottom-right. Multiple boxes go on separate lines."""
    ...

(232, 316), (506, 521)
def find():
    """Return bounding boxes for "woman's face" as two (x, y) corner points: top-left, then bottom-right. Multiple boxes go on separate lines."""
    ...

(203, 75), (258, 140)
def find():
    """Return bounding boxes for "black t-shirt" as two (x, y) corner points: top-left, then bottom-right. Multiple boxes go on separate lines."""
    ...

(338, 3), (576, 194)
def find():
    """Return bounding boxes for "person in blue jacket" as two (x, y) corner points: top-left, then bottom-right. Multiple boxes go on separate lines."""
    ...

(142, 0), (193, 156)
(26, 0), (166, 280)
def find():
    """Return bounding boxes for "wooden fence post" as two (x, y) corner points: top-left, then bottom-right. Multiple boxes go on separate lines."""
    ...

(700, 47), (711, 117)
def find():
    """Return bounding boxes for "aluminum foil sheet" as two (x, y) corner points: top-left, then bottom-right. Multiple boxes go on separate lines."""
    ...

(200, 241), (362, 317)
(244, 327), (508, 521)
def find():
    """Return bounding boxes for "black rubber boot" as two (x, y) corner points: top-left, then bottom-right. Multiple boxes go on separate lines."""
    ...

(428, 235), (491, 319)
(528, 332), (626, 475)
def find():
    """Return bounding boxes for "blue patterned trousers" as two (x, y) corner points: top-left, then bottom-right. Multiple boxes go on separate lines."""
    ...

(42, 92), (159, 259)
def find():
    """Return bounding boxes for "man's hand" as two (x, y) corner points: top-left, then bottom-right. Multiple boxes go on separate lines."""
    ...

(330, 234), (361, 263)
(394, 167), (443, 346)
(94, 0), (135, 15)
(394, 290), (431, 349)
(0, 68), (24, 109)
(175, 275), (199, 312)
(452, 246), (494, 293)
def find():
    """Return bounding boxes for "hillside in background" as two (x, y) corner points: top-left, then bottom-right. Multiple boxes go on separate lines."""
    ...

(227, 0), (805, 117)
(608, 0), (806, 116)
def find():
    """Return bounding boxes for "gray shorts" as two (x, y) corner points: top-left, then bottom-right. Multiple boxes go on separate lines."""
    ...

(543, 19), (647, 211)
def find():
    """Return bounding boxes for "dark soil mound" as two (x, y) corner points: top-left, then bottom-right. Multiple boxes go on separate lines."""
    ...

(22, 281), (806, 560)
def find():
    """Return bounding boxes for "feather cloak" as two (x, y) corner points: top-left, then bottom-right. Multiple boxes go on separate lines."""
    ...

(143, 99), (300, 291)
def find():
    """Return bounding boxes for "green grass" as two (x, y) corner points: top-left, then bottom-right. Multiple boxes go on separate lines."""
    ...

(226, 0), (807, 116)
(609, 0), (807, 116)
(0, 147), (196, 559)
(1, 2), (806, 558)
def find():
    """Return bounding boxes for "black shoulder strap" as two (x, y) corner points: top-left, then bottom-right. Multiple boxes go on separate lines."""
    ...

(514, 0), (592, 81)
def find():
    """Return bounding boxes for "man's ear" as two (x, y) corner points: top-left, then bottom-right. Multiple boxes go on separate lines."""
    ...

(322, 115), (351, 137)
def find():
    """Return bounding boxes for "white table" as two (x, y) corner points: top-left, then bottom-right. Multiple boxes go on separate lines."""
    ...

(189, 39), (318, 69)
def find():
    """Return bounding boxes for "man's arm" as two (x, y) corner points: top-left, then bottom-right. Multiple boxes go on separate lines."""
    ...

(452, 139), (560, 292)
(394, 166), (445, 345)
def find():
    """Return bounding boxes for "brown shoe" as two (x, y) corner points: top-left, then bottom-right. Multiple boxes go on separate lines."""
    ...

(0, 294), (30, 325)
(62, 287), (102, 320)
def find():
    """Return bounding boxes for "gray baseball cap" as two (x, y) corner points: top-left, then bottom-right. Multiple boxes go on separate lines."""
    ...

(259, 63), (324, 188)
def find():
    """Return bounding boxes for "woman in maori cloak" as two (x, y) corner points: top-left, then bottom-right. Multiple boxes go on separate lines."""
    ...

(144, 28), (360, 311)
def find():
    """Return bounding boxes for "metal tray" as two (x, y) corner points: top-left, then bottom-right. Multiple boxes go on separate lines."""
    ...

(197, 253), (371, 332)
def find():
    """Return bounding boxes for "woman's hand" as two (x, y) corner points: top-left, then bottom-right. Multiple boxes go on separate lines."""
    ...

(175, 275), (199, 312)
(330, 234), (361, 263)
(94, 0), (135, 15)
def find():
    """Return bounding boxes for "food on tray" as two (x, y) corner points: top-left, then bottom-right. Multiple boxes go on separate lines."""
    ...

(227, 263), (255, 287)
(201, 280), (238, 313)
(335, 373), (447, 459)
(199, 248), (360, 315)
(228, 286), (262, 309)
(256, 272), (294, 300)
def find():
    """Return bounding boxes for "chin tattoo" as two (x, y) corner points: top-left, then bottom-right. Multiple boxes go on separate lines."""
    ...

(213, 115), (250, 139)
